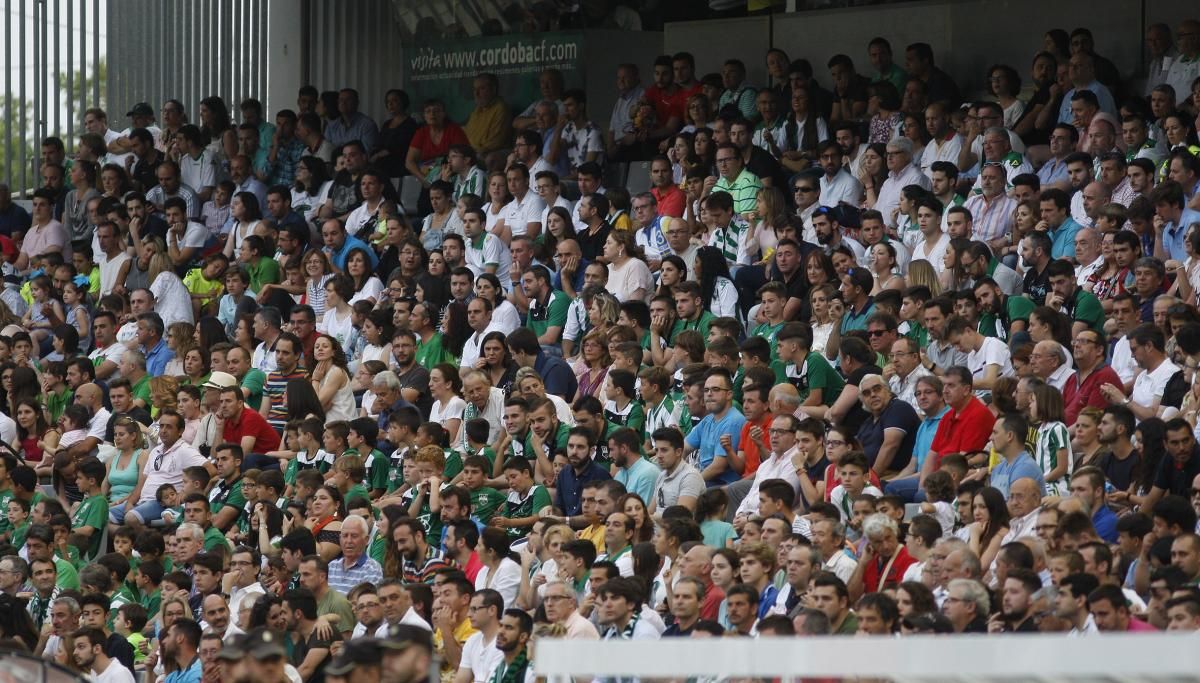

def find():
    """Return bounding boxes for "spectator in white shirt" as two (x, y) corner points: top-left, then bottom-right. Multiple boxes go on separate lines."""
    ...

(876, 138), (931, 229)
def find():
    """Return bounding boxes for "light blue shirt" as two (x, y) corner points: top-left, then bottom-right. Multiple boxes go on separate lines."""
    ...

(685, 408), (747, 487)
(989, 451), (1046, 499)
(326, 233), (378, 270)
(1050, 217), (1083, 259)
(164, 657), (202, 683)
(615, 457), (661, 503)
(1058, 81), (1117, 123)
(1037, 157), (1069, 186)
(913, 406), (950, 470)
(1163, 208), (1200, 262)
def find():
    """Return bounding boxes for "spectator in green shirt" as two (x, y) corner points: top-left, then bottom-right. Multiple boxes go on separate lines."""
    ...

(238, 234), (281, 294)
(522, 265), (570, 351)
(1046, 258), (1105, 335)
(225, 345), (267, 410)
(70, 456), (109, 561)
(209, 444), (247, 532)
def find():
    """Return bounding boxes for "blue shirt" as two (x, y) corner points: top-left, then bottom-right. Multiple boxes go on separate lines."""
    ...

(1058, 82), (1117, 123)
(326, 112), (380, 153)
(552, 257), (589, 293)
(913, 406), (950, 470)
(535, 352), (578, 400)
(989, 451), (1046, 499)
(1163, 208), (1200, 263)
(1037, 157), (1069, 187)
(554, 461), (611, 516)
(1093, 504), (1119, 543)
(326, 233), (378, 270)
(840, 297), (876, 333)
(143, 338), (175, 377)
(615, 457), (661, 503)
(0, 203), (31, 237)
(164, 657), (202, 683)
(685, 408), (747, 486)
(1050, 217), (1083, 259)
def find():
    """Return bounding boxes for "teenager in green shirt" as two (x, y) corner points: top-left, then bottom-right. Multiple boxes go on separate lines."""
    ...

(460, 456), (506, 524)
(71, 456), (109, 560)
(751, 282), (789, 359)
(210, 444), (247, 533)
(495, 458), (551, 541)
(778, 321), (844, 420)
(349, 417), (390, 498)
(239, 234), (281, 293)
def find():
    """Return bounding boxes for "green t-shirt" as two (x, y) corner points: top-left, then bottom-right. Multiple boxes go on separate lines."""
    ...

(0, 488), (13, 535)
(71, 494), (109, 559)
(526, 290), (571, 340)
(524, 423), (571, 464)
(363, 449), (390, 492)
(751, 321), (785, 359)
(604, 401), (645, 434)
(54, 556), (79, 590)
(132, 374), (152, 408)
(415, 333), (456, 370)
(978, 295), (1035, 341)
(785, 351), (844, 407)
(346, 483), (371, 504)
(1067, 290), (1104, 332)
(140, 589), (161, 621)
(10, 521), (29, 550)
(469, 487), (506, 524)
(669, 311), (715, 344)
(242, 369), (267, 410)
(247, 256), (281, 293)
(500, 485), (552, 539)
(209, 478), (246, 521)
(203, 525), (228, 552)
(46, 387), (73, 424)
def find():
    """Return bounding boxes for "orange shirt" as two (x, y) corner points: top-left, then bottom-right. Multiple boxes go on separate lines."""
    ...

(738, 413), (774, 479)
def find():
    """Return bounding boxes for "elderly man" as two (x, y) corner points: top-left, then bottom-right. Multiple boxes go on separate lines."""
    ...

(328, 515), (384, 594)
(848, 513), (915, 600)
(964, 162), (1017, 255)
(459, 369), (506, 452)
(884, 337), (932, 411)
(855, 374), (919, 476)
(876, 138), (931, 230)
(944, 578), (990, 632)
(459, 297), (505, 369)
(811, 518), (857, 583)
(541, 580), (598, 639)
(1031, 340), (1075, 393)
(774, 544), (820, 618)
(1001, 478), (1045, 544)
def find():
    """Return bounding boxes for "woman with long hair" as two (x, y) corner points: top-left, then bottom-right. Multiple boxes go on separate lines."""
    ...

(481, 171), (514, 239)
(906, 259), (942, 297)
(1011, 199), (1040, 261)
(199, 95), (237, 169)
(988, 64), (1025, 128)
(475, 526), (522, 607)
(419, 180), (460, 251)
(317, 274), (356, 354)
(480, 331), (519, 396)
(809, 283), (840, 356)
(858, 142), (889, 209)
(620, 493), (655, 544)
(373, 88), (419, 178)
(896, 581), (937, 620)
(939, 237), (972, 292)
(969, 486), (1011, 578)
(870, 242), (906, 294)
(902, 112), (931, 162)
(429, 363), (466, 447)
(805, 250), (838, 290)
(222, 191), (265, 258)
(587, 291), (621, 341)
(235, 313), (259, 357)
(180, 347), (210, 387)
(163, 322), (196, 377)
(439, 300), (471, 360)
(1072, 407), (1109, 470)
(780, 84), (829, 171)
(285, 377), (326, 422)
(745, 186), (790, 266)
(1121, 418), (1163, 509)
(474, 273), (521, 334)
(710, 547), (741, 629)
(573, 329), (612, 402)
(15, 399), (57, 476)
(682, 93), (714, 134)
(345, 248), (385, 305)
(9, 366), (41, 421)
(1029, 306), (1073, 348)
(194, 316), (229, 357)
(544, 206), (577, 260)
(655, 255), (689, 299)
(107, 417), (148, 514)
(693, 128), (716, 176)
(291, 155), (333, 225)
(306, 484), (345, 562)
(867, 81), (904, 144)
(309, 333), (356, 422)
(695, 246), (738, 318)
(668, 132), (699, 183)
(603, 230), (653, 304)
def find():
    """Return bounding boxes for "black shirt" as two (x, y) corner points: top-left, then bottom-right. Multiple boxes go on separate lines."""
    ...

(1023, 263), (1050, 305)
(856, 398), (920, 473)
(576, 221), (612, 263)
(1153, 446), (1200, 498)
(841, 364), (883, 435)
(106, 631), (136, 672)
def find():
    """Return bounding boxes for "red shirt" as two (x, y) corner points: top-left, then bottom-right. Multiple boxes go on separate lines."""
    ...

(222, 405), (282, 453)
(738, 414), (774, 478)
(644, 84), (683, 125)
(461, 551), (484, 583)
(409, 123), (469, 163)
(1064, 365), (1122, 426)
(652, 185), (686, 218)
(862, 546), (917, 593)
(930, 397), (995, 465)
(701, 581), (725, 621)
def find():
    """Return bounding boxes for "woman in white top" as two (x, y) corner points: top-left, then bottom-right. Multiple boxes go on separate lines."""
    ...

(989, 65), (1026, 129)
(869, 242), (906, 295)
(429, 364), (466, 448)
(344, 170), (395, 242)
(310, 332), (356, 422)
(696, 246), (739, 320)
(317, 274), (356, 355)
(474, 273), (521, 333)
(291, 156), (333, 225)
(481, 170), (513, 242)
(474, 527), (522, 609)
(345, 248), (385, 305)
(222, 191), (265, 259)
(603, 230), (654, 303)
(145, 240), (194, 326)
(420, 180), (464, 251)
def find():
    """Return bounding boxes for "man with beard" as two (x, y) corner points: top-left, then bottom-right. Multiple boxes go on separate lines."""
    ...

(161, 618), (203, 683)
(73, 626), (135, 683)
(812, 205), (865, 262)
(988, 568), (1042, 632)
(487, 610), (535, 683)
(552, 427), (611, 521)
(283, 588), (339, 683)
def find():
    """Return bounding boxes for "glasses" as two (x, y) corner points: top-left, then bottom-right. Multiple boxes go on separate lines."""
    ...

(867, 329), (892, 337)
(794, 186), (816, 193)
(543, 594), (573, 602)
(1191, 488), (1200, 497)
(825, 439), (846, 448)
(716, 157), (738, 164)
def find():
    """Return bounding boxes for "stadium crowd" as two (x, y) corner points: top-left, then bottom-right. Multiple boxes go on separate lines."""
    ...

(1, 13), (1200, 683)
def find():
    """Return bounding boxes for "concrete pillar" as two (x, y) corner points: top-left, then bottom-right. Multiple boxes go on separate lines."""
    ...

(265, 3), (305, 115)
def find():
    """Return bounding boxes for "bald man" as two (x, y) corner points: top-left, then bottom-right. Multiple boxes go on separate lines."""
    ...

(1073, 228), (1104, 285)
(856, 374), (920, 476)
(1002, 478), (1045, 544)
(68, 383), (112, 458)
(1030, 341), (1074, 392)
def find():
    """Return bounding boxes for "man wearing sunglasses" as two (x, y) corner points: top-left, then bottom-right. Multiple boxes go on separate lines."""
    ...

(123, 410), (211, 532)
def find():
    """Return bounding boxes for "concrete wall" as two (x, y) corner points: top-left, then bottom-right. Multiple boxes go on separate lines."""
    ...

(582, 30), (667, 131)
(665, 16), (772, 86)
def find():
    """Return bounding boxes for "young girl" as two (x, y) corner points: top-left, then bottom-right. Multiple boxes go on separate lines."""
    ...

(918, 469), (957, 538)
(21, 275), (63, 354)
(355, 360), (388, 416)
(359, 309), (394, 368)
(317, 275), (355, 355)
(694, 488), (737, 549)
(809, 283), (838, 357)
(50, 404), (91, 458)
(1030, 383), (1072, 495)
(60, 280), (92, 352)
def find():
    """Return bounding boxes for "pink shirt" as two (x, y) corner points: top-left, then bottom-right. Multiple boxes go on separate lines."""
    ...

(1126, 618), (1157, 632)
(21, 219), (71, 260)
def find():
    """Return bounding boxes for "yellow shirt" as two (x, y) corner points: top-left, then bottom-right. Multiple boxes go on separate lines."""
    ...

(578, 524), (606, 554)
(182, 268), (224, 309)
(464, 100), (512, 154)
(609, 211), (633, 231)
(433, 617), (477, 683)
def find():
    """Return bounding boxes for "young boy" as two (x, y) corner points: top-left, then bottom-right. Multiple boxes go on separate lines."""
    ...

(876, 494), (909, 538)
(7, 497), (30, 549)
(202, 180), (235, 238)
(232, 468), (261, 544)
(330, 455), (371, 505)
(496, 458), (552, 541)
(42, 361), (72, 424)
(161, 466), (208, 525)
(49, 513), (82, 569)
(403, 445), (449, 542)
(322, 421), (355, 464)
(292, 469), (324, 510)
(218, 266), (256, 336)
(899, 286), (931, 345)
(383, 408), (421, 494)
(284, 418), (334, 494)
(603, 369), (644, 433)
(71, 456), (109, 560)
(257, 469), (288, 510)
(460, 456), (505, 525)
(113, 602), (149, 664)
(184, 252), (229, 319)
(750, 282), (788, 358)
(348, 417), (390, 499)
(829, 452), (883, 526)
(134, 559), (164, 628)
(462, 419), (497, 476)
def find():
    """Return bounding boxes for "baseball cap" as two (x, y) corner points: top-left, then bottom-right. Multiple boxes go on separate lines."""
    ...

(126, 102), (154, 117)
(243, 628), (287, 660)
(378, 624), (433, 652)
(326, 639), (382, 675)
(201, 371), (238, 390)
(216, 634), (247, 662)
